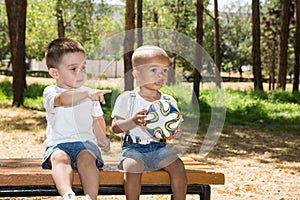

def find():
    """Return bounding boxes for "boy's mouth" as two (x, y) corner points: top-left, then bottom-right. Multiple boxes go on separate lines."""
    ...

(76, 78), (85, 83)
(155, 81), (164, 86)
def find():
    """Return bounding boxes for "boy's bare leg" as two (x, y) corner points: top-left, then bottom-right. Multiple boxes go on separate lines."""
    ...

(123, 158), (144, 200)
(124, 172), (142, 200)
(164, 158), (187, 200)
(50, 150), (74, 196)
(77, 150), (99, 200)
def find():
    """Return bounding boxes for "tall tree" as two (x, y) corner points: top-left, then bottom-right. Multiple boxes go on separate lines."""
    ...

(277, 0), (291, 90)
(261, 3), (277, 90)
(214, 0), (221, 87)
(193, 0), (204, 105)
(261, 1), (280, 91)
(5, 0), (27, 106)
(137, 0), (143, 47)
(54, 0), (95, 42)
(124, 0), (135, 91)
(294, 0), (300, 92)
(252, 0), (263, 90)
(56, 0), (65, 38)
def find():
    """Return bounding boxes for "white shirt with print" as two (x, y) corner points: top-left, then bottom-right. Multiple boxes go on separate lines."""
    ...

(43, 85), (103, 148)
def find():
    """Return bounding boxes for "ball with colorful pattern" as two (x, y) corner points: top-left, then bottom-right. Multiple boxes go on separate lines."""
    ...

(144, 100), (183, 140)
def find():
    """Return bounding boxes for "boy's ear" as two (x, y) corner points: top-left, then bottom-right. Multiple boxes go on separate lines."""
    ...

(132, 69), (140, 79)
(48, 68), (59, 79)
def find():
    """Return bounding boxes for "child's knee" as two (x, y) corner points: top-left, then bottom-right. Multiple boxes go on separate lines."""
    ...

(50, 150), (70, 165)
(165, 158), (185, 172)
(76, 150), (96, 168)
(158, 155), (179, 169)
(122, 157), (144, 173)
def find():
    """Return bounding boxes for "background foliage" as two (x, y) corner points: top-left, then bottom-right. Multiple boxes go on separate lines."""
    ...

(0, 79), (299, 132)
(0, 0), (297, 82)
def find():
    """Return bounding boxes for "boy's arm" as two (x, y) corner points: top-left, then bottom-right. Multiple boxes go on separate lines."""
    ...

(54, 89), (111, 107)
(111, 116), (136, 133)
(93, 116), (110, 152)
(112, 109), (147, 133)
(54, 90), (89, 107)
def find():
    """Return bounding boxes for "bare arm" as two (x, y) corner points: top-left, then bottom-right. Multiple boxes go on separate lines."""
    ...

(93, 116), (110, 152)
(111, 108), (147, 133)
(54, 89), (112, 107)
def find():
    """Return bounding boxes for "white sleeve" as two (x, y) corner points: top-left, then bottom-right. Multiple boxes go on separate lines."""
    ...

(111, 91), (131, 119)
(92, 101), (104, 117)
(43, 85), (57, 114)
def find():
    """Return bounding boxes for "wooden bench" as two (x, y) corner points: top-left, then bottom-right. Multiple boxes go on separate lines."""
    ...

(0, 157), (224, 200)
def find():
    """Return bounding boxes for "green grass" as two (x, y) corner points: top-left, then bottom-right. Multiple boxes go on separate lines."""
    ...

(225, 89), (300, 132)
(1, 80), (299, 133)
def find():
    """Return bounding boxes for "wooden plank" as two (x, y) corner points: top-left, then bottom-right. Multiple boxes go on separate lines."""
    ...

(0, 158), (225, 187)
(0, 170), (224, 186)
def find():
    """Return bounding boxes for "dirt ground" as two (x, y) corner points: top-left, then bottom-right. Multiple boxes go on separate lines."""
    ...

(0, 75), (299, 199)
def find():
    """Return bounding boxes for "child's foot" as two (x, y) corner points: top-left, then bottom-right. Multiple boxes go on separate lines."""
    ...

(84, 194), (92, 200)
(62, 192), (76, 200)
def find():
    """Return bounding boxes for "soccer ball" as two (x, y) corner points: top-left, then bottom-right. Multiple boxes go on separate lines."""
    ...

(144, 100), (183, 140)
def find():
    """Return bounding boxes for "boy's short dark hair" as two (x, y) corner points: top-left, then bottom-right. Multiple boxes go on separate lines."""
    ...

(45, 38), (85, 69)
(132, 45), (170, 68)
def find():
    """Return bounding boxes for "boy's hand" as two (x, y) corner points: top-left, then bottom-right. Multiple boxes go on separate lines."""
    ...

(89, 90), (112, 104)
(98, 138), (110, 152)
(169, 126), (183, 139)
(132, 108), (147, 126)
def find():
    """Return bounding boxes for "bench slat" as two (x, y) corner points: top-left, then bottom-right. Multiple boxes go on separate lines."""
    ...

(0, 158), (225, 187)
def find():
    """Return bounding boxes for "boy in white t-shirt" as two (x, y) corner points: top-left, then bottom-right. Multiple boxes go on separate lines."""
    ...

(111, 45), (187, 200)
(42, 38), (111, 200)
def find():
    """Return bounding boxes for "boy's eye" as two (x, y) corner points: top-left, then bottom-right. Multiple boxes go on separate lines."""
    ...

(70, 66), (86, 72)
(150, 68), (157, 73)
(162, 68), (169, 73)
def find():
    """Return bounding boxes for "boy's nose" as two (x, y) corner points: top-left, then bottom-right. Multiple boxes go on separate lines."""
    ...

(76, 67), (86, 74)
(80, 67), (86, 72)
(158, 69), (164, 75)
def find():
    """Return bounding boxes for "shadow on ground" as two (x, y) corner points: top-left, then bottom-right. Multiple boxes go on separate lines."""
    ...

(187, 124), (300, 172)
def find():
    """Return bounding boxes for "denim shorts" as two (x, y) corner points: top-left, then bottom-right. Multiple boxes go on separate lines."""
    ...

(118, 142), (178, 171)
(42, 141), (104, 169)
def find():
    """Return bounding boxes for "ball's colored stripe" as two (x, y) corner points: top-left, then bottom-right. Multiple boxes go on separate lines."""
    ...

(145, 100), (182, 140)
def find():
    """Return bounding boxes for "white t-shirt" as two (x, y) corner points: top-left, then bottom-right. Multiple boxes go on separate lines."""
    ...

(111, 88), (178, 143)
(43, 85), (103, 148)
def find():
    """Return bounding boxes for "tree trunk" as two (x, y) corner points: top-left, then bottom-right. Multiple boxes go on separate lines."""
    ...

(137, 0), (143, 47)
(252, 0), (263, 90)
(193, 0), (204, 105)
(151, 8), (160, 46)
(269, 41), (276, 90)
(5, 0), (27, 107)
(56, 0), (65, 38)
(214, 0), (221, 88)
(277, 0), (291, 90)
(294, 0), (300, 92)
(167, 56), (176, 85)
(124, 0), (135, 91)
